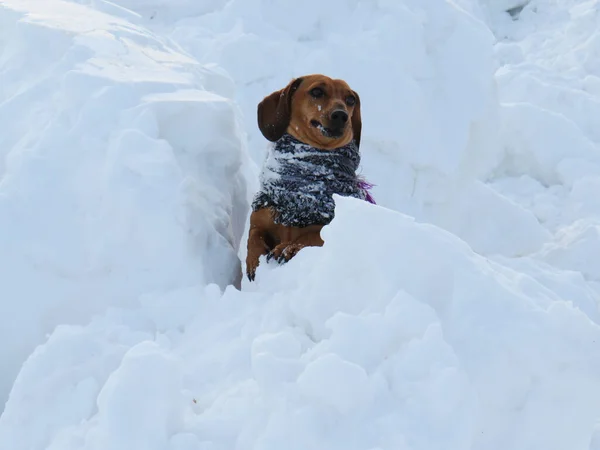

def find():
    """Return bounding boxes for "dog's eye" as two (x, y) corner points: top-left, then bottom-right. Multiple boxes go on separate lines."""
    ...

(310, 88), (325, 98)
(345, 95), (356, 106)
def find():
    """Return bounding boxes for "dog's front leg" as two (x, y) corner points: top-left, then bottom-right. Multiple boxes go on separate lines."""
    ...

(246, 227), (269, 281)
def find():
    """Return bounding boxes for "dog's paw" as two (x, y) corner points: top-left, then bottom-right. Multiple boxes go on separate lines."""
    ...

(245, 258), (259, 282)
(268, 243), (305, 264)
(267, 243), (286, 263)
(280, 243), (305, 263)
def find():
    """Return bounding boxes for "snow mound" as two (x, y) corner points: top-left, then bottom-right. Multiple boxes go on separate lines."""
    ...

(496, 102), (600, 186)
(4, 198), (600, 450)
(538, 219), (600, 282)
(0, 0), (252, 408)
(489, 0), (600, 234)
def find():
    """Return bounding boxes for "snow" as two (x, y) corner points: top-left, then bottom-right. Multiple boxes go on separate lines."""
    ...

(0, 0), (252, 416)
(1, 0), (600, 449)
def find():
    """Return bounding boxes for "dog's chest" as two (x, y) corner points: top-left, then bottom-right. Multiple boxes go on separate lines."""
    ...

(252, 135), (365, 227)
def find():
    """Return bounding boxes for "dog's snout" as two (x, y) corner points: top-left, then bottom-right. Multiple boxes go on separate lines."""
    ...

(330, 109), (348, 128)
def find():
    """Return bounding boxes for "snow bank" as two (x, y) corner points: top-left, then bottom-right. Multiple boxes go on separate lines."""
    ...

(4, 198), (600, 450)
(0, 0), (252, 408)
(538, 219), (600, 282)
(488, 0), (600, 232)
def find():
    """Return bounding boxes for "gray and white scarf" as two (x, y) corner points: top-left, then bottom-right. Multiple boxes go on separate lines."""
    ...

(251, 133), (375, 228)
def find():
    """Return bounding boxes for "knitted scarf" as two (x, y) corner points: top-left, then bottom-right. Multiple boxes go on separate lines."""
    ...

(252, 133), (375, 228)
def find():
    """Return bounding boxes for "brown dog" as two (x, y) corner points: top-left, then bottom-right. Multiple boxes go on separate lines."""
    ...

(246, 74), (363, 281)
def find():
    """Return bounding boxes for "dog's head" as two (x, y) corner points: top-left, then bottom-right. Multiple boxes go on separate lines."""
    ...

(257, 74), (362, 150)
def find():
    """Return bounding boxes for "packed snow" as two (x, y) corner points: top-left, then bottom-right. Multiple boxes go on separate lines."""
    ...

(1, 0), (600, 449)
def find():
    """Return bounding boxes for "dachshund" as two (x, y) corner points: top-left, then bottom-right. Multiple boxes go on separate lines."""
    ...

(246, 74), (364, 281)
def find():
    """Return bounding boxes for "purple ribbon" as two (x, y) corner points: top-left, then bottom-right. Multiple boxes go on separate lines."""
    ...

(357, 179), (376, 205)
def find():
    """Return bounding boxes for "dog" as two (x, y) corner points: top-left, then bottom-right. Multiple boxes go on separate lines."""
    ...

(246, 74), (369, 282)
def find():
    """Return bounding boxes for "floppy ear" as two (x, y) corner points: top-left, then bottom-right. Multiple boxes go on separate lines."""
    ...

(257, 78), (304, 142)
(351, 90), (362, 149)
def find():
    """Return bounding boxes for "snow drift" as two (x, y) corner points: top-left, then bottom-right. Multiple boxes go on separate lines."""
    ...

(0, 0), (253, 410)
(3, 197), (600, 450)
(2, 0), (600, 449)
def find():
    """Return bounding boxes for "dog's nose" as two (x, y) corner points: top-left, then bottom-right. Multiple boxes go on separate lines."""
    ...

(330, 109), (348, 129)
